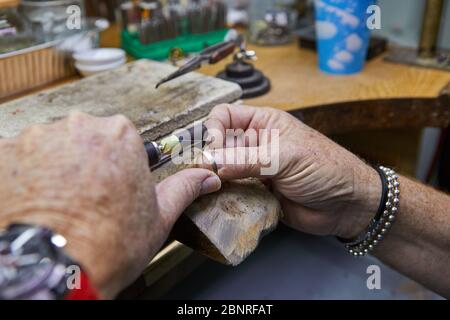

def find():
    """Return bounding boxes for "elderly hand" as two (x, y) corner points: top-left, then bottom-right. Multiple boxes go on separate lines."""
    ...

(0, 112), (221, 299)
(204, 104), (381, 239)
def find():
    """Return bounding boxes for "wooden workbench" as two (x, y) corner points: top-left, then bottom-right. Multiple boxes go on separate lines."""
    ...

(2, 27), (450, 299)
(201, 43), (450, 139)
(4, 27), (449, 134)
(203, 43), (450, 110)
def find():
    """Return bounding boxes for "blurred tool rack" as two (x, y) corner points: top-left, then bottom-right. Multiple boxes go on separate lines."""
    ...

(121, 28), (229, 61)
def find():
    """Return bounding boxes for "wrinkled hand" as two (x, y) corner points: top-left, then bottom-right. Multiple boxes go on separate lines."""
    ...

(0, 112), (221, 298)
(205, 104), (380, 239)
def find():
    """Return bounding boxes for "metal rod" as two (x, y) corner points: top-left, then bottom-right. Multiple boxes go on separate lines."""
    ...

(419, 0), (444, 59)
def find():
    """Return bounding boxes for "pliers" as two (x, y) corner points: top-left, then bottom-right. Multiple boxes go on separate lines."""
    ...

(155, 36), (243, 89)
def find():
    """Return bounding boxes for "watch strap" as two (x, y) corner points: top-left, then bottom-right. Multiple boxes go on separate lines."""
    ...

(64, 270), (99, 300)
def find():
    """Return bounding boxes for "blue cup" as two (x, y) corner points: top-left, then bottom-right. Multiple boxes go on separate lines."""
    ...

(314, 0), (375, 74)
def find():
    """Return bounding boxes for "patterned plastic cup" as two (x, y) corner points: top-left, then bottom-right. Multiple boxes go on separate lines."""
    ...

(314, 0), (376, 74)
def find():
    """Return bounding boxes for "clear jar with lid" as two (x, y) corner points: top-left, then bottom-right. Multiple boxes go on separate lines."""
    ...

(248, 0), (298, 46)
(0, 0), (35, 53)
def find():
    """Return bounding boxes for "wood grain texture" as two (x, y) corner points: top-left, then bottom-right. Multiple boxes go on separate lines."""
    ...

(293, 94), (450, 136)
(173, 179), (281, 266)
(0, 59), (242, 140)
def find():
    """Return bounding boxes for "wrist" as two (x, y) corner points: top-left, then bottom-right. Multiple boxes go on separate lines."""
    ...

(0, 209), (114, 299)
(336, 164), (382, 239)
(0, 223), (99, 300)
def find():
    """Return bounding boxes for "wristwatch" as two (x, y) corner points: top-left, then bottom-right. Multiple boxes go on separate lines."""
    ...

(0, 223), (98, 300)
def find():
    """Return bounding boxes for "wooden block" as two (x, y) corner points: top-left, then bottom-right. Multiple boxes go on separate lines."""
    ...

(0, 59), (242, 140)
(172, 179), (281, 266)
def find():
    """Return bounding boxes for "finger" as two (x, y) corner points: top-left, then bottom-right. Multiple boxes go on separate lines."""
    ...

(205, 104), (258, 148)
(206, 104), (284, 149)
(204, 118), (226, 148)
(156, 168), (221, 228)
(197, 146), (277, 180)
(206, 103), (258, 131)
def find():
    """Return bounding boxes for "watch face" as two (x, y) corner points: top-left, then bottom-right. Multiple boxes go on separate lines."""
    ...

(0, 226), (61, 299)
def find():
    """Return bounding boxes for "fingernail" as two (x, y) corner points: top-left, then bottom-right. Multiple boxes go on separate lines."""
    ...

(200, 175), (221, 195)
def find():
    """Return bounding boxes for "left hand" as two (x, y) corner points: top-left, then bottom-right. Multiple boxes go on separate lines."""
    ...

(0, 112), (221, 299)
(204, 104), (380, 239)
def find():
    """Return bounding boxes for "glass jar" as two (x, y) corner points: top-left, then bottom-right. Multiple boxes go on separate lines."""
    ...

(248, 0), (298, 46)
(18, 0), (85, 42)
(0, 0), (35, 54)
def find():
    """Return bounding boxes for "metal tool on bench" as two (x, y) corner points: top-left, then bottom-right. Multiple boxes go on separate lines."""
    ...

(155, 34), (271, 98)
(144, 123), (207, 170)
(155, 37), (241, 88)
(216, 41), (271, 99)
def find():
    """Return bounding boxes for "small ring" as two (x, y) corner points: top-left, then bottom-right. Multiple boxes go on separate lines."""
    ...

(201, 150), (218, 175)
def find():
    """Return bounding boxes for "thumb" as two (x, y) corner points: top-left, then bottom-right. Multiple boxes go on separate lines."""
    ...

(156, 168), (221, 227)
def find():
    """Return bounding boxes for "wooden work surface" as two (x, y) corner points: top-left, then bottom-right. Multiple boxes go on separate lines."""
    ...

(201, 42), (450, 110)
(2, 27), (450, 299)
(3, 25), (449, 114)
(0, 60), (242, 139)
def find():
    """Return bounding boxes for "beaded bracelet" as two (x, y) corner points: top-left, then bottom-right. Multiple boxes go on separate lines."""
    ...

(340, 166), (400, 256)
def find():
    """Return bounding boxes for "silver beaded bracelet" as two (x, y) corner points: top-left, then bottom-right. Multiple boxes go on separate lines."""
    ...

(343, 166), (400, 256)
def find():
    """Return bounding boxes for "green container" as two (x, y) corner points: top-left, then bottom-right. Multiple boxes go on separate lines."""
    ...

(121, 29), (230, 61)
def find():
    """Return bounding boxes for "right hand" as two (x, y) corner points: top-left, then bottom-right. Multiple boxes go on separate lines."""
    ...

(0, 112), (221, 299)
(204, 104), (381, 239)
